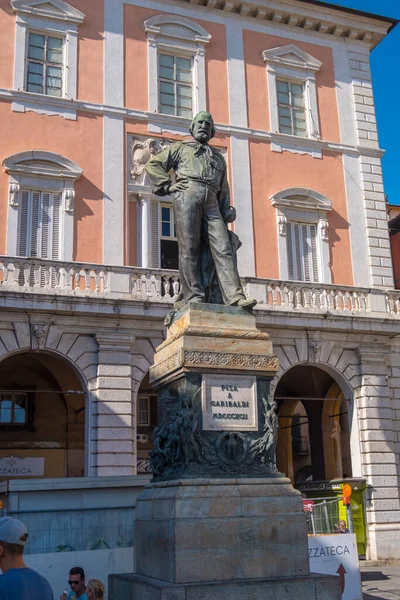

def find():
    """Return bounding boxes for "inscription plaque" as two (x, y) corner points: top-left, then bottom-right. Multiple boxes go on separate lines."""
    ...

(202, 374), (258, 431)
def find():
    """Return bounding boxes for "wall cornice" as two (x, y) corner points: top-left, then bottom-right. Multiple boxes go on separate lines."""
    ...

(0, 89), (385, 159)
(176, 0), (394, 50)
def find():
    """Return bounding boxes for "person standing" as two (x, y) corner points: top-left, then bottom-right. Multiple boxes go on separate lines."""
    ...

(0, 517), (53, 599)
(335, 519), (350, 534)
(86, 579), (105, 600)
(60, 567), (87, 600)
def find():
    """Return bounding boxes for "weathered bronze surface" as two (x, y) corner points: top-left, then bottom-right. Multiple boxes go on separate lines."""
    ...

(149, 373), (279, 480)
(145, 111), (256, 324)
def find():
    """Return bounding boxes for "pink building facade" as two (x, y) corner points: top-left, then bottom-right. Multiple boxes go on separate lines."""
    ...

(0, 0), (400, 566)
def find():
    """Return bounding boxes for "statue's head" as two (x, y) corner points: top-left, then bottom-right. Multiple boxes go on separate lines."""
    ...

(189, 111), (215, 144)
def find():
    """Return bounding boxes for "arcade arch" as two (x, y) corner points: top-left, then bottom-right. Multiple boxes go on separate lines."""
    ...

(0, 351), (87, 479)
(275, 364), (352, 485)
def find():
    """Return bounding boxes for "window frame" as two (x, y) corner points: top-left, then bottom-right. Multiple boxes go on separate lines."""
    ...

(137, 395), (151, 427)
(11, 0), (85, 119)
(25, 30), (65, 97)
(270, 188), (332, 284)
(262, 44), (322, 146)
(159, 201), (178, 270)
(144, 14), (211, 119)
(276, 79), (307, 138)
(160, 203), (177, 242)
(158, 53), (193, 118)
(0, 388), (35, 432)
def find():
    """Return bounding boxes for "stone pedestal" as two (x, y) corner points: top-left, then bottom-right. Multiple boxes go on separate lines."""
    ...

(135, 478), (309, 583)
(109, 305), (340, 600)
(110, 572), (339, 600)
(147, 304), (280, 481)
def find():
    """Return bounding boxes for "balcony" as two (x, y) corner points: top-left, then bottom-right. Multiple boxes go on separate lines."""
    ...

(0, 255), (397, 318)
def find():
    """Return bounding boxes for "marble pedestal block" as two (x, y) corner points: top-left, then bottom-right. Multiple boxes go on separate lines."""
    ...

(109, 572), (340, 600)
(109, 477), (340, 600)
(135, 478), (309, 583)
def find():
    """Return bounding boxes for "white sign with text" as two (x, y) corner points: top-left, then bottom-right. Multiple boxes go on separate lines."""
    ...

(0, 457), (44, 477)
(308, 533), (362, 600)
(202, 374), (258, 431)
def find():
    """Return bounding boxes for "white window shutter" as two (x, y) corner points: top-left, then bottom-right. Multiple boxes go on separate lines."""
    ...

(293, 223), (302, 281)
(17, 189), (64, 287)
(286, 220), (320, 283)
(18, 191), (30, 256)
(150, 200), (160, 268)
(301, 224), (310, 282)
(286, 222), (295, 281)
(309, 224), (319, 283)
(51, 194), (61, 260)
(30, 191), (41, 258)
(41, 192), (51, 259)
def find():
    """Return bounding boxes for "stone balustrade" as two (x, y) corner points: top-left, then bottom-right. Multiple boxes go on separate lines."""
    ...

(0, 256), (396, 317)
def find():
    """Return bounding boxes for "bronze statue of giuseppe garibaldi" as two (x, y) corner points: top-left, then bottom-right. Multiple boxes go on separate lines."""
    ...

(145, 111), (256, 321)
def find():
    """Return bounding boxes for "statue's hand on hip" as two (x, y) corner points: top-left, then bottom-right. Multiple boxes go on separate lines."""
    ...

(168, 181), (189, 194)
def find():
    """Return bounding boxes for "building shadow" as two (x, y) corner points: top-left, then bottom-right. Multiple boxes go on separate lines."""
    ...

(361, 571), (390, 582)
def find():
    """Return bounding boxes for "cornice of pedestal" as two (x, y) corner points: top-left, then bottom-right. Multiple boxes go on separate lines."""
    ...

(149, 305), (279, 386)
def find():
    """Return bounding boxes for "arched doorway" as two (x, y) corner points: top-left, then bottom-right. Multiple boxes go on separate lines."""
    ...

(275, 365), (352, 484)
(0, 351), (86, 479)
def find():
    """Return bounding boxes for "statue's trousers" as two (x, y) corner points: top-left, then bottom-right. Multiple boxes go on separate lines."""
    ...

(172, 181), (244, 304)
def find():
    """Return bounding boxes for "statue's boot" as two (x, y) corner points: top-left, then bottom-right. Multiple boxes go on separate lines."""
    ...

(234, 297), (257, 310)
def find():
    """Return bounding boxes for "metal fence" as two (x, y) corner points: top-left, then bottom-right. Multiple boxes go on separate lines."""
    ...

(304, 497), (352, 536)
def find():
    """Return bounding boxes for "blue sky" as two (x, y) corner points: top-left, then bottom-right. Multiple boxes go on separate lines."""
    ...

(318, 0), (400, 204)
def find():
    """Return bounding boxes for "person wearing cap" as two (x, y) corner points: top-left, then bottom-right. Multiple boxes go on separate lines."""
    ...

(0, 517), (53, 599)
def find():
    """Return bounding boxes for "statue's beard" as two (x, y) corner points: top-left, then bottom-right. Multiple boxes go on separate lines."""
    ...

(194, 131), (210, 144)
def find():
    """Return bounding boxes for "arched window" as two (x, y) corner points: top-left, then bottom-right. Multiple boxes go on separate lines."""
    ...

(3, 151), (83, 261)
(144, 15), (211, 118)
(270, 188), (332, 283)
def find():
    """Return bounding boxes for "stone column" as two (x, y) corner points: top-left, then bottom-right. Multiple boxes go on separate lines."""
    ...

(308, 403), (326, 481)
(139, 195), (150, 268)
(92, 333), (136, 476)
(357, 346), (400, 559)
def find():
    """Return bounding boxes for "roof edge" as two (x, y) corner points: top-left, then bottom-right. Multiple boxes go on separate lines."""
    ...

(295, 0), (398, 29)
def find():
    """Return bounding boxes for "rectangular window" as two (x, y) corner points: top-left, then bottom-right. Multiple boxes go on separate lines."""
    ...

(160, 203), (178, 270)
(26, 32), (63, 97)
(159, 54), (192, 118)
(138, 396), (151, 427)
(0, 393), (27, 425)
(277, 80), (307, 137)
(286, 222), (319, 283)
